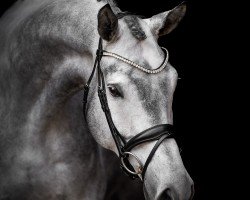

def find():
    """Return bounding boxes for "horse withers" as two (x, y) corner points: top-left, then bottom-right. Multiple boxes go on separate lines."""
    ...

(0, 0), (193, 199)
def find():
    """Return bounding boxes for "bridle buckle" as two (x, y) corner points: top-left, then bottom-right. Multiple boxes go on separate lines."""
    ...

(96, 49), (103, 58)
(120, 152), (143, 177)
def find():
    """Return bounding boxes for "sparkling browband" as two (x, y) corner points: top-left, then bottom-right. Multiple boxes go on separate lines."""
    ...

(102, 47), (169, 74)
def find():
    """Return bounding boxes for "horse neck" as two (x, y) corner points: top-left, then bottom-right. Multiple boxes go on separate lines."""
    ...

(0, 0), (107, 156)
(2, 0), (106, 114)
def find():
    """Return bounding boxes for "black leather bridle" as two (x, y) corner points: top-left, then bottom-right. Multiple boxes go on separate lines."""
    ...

(82, 38), (175, 180)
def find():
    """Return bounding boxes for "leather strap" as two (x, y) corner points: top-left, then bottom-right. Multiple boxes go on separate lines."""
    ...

(142, 133), (174, 179)
(123, 124), (174, 180)
(124, 124), (174, 151)
(82, 38), (102, 119)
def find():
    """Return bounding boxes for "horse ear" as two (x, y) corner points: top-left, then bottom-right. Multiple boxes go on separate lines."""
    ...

(97, 4), (118, 41)
(146, 2), (186, 36)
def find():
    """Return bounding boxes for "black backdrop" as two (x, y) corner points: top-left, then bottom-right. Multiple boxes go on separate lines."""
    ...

(0, 0), (231, 199)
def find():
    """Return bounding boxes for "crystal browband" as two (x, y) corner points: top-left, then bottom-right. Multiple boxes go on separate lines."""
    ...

(102, 47), (169, 74)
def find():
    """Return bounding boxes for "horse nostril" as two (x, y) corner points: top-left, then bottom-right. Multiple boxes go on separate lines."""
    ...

(158, 189), (173, 200)
(158, 184), (194, 200)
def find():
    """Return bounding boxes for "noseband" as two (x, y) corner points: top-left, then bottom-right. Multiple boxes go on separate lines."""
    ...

(82, 38), (175, 180)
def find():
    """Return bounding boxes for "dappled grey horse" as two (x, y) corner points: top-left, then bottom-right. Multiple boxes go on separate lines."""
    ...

(0, 0), (194, 199)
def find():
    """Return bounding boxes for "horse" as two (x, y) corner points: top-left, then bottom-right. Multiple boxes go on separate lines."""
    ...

(0, 0), (194, 199)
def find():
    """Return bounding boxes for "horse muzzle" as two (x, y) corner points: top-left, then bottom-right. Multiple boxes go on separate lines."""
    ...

(141, 138), (194, 200)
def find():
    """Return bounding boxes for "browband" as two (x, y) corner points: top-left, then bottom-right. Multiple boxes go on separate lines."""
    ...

(102, 47), (169, 74)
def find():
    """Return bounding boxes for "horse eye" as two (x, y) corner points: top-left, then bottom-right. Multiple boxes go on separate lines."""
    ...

(108, 85), (122, 98)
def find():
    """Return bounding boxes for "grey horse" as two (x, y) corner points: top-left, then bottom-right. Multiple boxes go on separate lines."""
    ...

(0, 0), (193, 199)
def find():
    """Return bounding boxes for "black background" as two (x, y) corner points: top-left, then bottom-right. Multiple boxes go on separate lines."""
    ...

(0, 0), (232, 199)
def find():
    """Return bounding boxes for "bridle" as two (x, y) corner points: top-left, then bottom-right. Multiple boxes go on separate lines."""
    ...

(83, 37), (175, 180)
(82, 37), (175, 181)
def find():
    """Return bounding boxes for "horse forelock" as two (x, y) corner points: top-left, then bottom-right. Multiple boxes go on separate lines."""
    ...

(97, 0), (121, 14)
(123, 15), (147, 41)
(97, 0), (147, 41)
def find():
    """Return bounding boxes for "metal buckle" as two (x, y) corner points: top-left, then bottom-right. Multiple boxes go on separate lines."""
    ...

(120, 152), (143, 175)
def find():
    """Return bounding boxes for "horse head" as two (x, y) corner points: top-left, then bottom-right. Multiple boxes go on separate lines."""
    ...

(86, 2), (194, 200)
